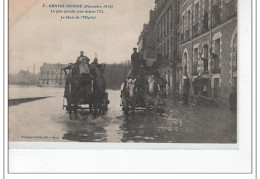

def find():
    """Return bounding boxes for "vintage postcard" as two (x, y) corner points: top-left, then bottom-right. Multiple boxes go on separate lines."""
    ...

(9, 0), (238, 144)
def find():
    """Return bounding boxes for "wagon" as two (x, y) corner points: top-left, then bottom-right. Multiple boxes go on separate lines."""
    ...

(62, 63), (109, 118)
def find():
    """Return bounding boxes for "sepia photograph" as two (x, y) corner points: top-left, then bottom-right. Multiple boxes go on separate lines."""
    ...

(8, 0), (238, 144)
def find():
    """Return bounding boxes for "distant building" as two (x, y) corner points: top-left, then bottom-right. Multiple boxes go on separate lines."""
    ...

(39, 63), (69, 86)
(9, 70), (39, 85)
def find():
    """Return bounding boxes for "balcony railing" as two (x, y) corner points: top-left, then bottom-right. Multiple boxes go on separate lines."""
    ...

(202, 12), (209, 33)
(226, 0), (237, 20)
(211, 58), (221, 73)
(193, 24), (199, 38)
(191, 62), (198, 75)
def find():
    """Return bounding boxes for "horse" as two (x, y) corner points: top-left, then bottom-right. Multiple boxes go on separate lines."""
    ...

(89, 65), (107, 116)
(145, 75), (161, 114)
(121, 78), (137, 114)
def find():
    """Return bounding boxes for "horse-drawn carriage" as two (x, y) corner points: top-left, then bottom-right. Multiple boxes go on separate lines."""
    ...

(120, 61), (166, 114)
(62, 61), (109, 118)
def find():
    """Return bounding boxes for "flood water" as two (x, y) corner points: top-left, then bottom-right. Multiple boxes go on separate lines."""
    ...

(8, 85), (236, 143)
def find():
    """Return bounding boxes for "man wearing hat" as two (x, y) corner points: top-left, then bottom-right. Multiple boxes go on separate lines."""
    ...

(131, 48), (139, 67)
(77, 51), (90, 64)
(91, 57), (106, 74)
(129, 47), (139, 78)
(91, 57), (99, 66)
(76, 51), (90, 75)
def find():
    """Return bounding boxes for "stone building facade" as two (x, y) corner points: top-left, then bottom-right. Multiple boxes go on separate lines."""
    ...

(136, 0), (237, 105)
(153, 0), (179, 95)
(137, 9), (158, 67)
(177, 0), (237, 105)
(39, 63), (69, 86)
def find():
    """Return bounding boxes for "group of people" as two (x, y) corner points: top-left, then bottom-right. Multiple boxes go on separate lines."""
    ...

(182, 75), (237, 113)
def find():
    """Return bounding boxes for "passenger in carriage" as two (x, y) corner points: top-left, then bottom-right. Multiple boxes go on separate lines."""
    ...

(76, 51), (91, 75)
(75, 51), (92, 101)
(77, 51), (90, 64)
(91, 57), (106, 73)
(91, 57), (99, 66)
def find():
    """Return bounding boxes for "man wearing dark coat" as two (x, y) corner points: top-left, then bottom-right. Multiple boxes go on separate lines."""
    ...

(131, 48), (139, 67)
(127, 48), (140, 79)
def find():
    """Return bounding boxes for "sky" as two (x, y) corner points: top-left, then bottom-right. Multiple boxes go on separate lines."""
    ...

(9, 0), (155, 74)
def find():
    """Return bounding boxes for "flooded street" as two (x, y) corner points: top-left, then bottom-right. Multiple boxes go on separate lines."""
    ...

(9, 86), (236, 143)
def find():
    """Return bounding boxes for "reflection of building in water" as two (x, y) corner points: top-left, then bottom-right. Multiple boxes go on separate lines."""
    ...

(39, 63), (69, 86)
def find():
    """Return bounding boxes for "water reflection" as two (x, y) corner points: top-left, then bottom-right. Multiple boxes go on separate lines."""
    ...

(62, 113), (107, 142)
(57, 89), (184, 143)
(62, 105), (187, 143)
(9, 86), (236, 143)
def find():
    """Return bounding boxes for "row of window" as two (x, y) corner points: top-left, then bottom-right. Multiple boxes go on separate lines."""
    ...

(181, 0), (236, 42)
(158, 37), (173, 57)
(157, 7), (173, 41)
(40, 80), (65, 85)
(40, 75), (66, 79)
(41, 70), (64, 75)
(183, 36), (237, 76)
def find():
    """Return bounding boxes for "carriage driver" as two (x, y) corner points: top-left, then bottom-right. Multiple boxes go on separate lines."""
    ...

(77, 51), (90, 64)
(131, 48), (139, 68)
